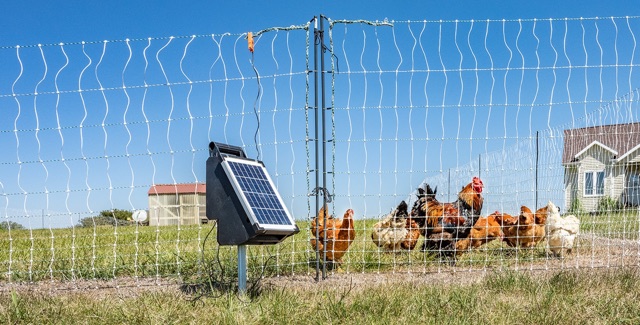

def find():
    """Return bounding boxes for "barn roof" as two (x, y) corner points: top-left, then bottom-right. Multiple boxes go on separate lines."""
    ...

(562, 122), (640, 164)
(148, 183), (206, 195)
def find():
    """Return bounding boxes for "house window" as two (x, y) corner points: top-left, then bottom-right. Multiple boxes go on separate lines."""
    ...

(584, 171), (605, 196)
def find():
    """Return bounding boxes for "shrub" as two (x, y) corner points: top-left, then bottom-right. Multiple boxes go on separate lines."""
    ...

(77, 216), (136, 228)
(569, 198), (584, 214)
(0, 221), (25, 230)
(98, 209), (133, 221)
(77, 209), (135, 228)
(597, 196), (621, 214)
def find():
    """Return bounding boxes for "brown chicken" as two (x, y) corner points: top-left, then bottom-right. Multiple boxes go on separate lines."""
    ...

(401, 218), (422, 250)
(310, 206), (356, 263)
(513, 206), (540, 248)
(502, 206), (548, 248)
(454, 211), (504, 255)
(532, 206), (548, 245)
(410, 176), (484, 252)
(494, 211), (519, 247)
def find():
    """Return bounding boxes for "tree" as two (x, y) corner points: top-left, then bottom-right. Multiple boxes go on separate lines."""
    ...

(98, 209), (133, 221)
(0, 221), (25, 230)
(77, 209), (135, 228)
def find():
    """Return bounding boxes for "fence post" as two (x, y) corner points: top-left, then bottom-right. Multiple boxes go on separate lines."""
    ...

(312, 15), (329, 281)
(313, 15), (321, 282)
(320, 15), (329, 280)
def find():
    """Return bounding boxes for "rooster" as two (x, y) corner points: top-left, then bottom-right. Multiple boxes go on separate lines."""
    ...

(371, 201), (412, 251)
(410, 176), (484, 252)
(545, 201), (580, 257)
(453, 211), (504, 255)
(310, 206), (356, 264)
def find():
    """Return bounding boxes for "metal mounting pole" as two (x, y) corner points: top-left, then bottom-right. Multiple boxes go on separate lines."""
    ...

(319, 15), (328, 280)
(311, 14), (330, 281)
(238, 245), (247, 294)
(313, 16), (322, 282)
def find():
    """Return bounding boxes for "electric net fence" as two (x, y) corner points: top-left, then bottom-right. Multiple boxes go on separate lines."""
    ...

(0, 16), (639, 289)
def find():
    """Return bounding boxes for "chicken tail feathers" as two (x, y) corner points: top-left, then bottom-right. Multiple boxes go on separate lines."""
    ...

(398, 200), (408, 213)
(424, 184), (438, 200)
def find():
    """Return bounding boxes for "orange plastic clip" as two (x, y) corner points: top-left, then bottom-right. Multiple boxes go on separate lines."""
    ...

(247, 32), (254, 53)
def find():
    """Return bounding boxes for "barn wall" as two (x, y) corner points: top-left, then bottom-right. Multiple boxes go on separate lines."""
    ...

(148, 193), (206, 226)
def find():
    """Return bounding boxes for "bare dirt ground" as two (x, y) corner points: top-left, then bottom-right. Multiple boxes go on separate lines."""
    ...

(2, 233), (639, 297)
(0, 276), (183, 299)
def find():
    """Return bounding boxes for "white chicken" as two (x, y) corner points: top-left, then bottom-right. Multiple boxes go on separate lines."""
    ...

(545, 201), (580, 257)
(371, 201), (409, 251)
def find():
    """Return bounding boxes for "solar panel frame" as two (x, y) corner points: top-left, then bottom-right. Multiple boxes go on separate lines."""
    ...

(221, 156), (297, 232)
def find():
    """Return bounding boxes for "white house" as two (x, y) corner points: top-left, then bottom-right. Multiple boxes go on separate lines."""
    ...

(562, 123), (640, 212)
(148, 183), (207, 226)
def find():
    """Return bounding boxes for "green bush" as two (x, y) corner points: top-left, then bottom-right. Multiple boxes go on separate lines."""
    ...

(99, 209), (133, 221)
(597, 196), (621, 214)
(569, 198), (584, 214)
(0, 221), (25, 230)
(77, 216), (135, 228)
(77, 209), (135, 228)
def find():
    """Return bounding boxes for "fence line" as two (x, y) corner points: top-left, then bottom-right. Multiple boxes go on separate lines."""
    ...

(0, 15), (640, 288)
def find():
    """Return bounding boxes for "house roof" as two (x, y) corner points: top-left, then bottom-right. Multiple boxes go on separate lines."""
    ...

(148, 183), (206, 195)
(573, 140), (618, 159)
(563, 122), (640, 164)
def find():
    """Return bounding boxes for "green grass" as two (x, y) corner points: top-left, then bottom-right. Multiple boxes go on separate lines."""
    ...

(1, 212), (639, 283)
(2, 268), (640, 324)
(578, 209), (640, 240)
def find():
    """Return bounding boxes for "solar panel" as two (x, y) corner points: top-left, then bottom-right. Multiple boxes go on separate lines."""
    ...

(221, 157), (296, 232)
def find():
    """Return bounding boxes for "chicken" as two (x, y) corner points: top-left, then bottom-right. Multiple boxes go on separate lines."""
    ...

(497, 206), (549, 248)
(401, 218), (421, 250)
(371, 201), (413, 251)
(493, 211), (519, 247)
(533, 206), (549, 245)
(514, 206), (536, 248)
(545, 201), (580, 257)
(509, 205), (546, 248)
(310, 206), (356, 263)
(453, 211), (504, 255)
(410, 176), (484, 252)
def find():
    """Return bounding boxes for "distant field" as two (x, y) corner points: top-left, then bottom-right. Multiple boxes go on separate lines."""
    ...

(0, 211), (639, 282)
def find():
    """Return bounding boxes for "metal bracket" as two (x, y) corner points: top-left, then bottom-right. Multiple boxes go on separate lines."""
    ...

(309, 187), (333, 203)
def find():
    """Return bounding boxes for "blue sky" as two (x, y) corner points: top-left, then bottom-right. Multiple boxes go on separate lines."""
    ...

(1, 1), (640, 228)
(2, 1), (639, 46)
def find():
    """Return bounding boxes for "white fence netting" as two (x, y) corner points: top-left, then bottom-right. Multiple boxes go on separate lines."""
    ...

(1, 16), (640, 287)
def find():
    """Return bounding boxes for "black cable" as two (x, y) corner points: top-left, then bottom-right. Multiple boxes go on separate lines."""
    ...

(322, 43), (340, 74)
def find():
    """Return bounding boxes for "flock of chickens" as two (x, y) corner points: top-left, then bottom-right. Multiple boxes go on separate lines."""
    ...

(310, 176), (581, 265)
